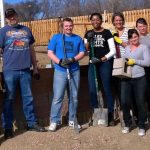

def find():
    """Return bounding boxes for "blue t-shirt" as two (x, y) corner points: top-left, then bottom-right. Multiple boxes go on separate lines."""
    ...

(48, 33), (85, 72)
(0, 24), (35, 71)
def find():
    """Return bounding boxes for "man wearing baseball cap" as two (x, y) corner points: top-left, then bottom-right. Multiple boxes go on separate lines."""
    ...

(5, 8), (17, 18)
(0, 8), (47, 139)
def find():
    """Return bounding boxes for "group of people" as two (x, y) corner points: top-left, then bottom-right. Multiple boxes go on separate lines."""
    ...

(0, 8), (150, 140)
(48, 12), (150, 137)
(111, 13), (150, 136)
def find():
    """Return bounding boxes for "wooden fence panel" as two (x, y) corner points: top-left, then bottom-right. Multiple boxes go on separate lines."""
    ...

(20, 9), (150, 46)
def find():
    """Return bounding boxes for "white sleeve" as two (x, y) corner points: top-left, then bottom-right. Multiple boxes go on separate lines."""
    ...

(105, 38), (116, 59)
(84, 38), (88, 44)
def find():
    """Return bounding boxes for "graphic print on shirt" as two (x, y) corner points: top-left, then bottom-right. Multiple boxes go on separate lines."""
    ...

(94, 34), (105, 47)
(6, 30), (29, 51)
(65, 41), (74, 53)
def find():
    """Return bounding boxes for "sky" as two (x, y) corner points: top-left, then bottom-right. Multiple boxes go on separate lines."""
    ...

(4, 0), (27, 4)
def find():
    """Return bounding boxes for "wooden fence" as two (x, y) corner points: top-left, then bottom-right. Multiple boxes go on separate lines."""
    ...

(20, 9), (150, 46)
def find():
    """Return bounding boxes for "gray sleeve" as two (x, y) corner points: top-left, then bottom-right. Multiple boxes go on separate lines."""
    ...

(136, 45), (150, 67)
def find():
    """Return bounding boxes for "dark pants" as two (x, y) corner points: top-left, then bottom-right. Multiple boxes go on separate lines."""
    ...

(88, 59), (114, 113)
(145, 67), (150, 111)
(121, 76), (146, 129)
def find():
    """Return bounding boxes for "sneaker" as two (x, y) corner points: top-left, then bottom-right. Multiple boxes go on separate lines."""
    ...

(122, 127), (130, 134)
(69, 121), (81, 129)
(138, 129), (145, 136)
(48, 122), (57, 131)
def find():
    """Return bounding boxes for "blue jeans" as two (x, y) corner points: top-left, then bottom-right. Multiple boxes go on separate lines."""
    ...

(50, 69), (80, 123)
(121, 76), (146, 129)
(88, 59), (114, 113)
(2, 69), (37, 129)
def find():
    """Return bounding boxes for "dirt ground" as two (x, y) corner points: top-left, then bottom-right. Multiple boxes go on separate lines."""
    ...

(0, 46), (150, 150)
(0, 123), (150, 150)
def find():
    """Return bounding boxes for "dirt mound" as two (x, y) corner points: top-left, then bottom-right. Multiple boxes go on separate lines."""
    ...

(0, 124), (150, 150)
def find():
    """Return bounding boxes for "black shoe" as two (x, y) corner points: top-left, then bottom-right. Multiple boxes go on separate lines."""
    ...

(108, 119), (115, 126)
(27, 124), (47, 132)
(4, 129), (13, 139)
(108, 113), (115, 126)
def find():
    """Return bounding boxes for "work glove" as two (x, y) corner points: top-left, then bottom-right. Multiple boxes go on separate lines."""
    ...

(33, 73), (40, 80)
(67, 57), (76, 63)
(32, 68), (40, 80)
(86, 31), (94, 42)
(112, 31), (122, 44)
(90, 57), (101, 64)
(112, 31), (118, 36)
(114, 36), (122, 44)
(126, 58), (136, 66)
(59, 57), (75, 68)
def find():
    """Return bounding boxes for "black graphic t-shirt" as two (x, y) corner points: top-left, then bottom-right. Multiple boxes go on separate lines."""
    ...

(85, 29), (113, 58)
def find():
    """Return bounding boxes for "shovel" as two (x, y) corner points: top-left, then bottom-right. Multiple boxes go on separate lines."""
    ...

(92, 87), (108, 127)
(89, 36), (108, 127)
(62, 34), (80, 134)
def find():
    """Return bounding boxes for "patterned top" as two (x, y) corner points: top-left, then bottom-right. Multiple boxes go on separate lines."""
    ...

(118, 27), (128, 57)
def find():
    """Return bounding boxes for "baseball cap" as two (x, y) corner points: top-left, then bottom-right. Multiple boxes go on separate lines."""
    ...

(5, 8), (17, 18)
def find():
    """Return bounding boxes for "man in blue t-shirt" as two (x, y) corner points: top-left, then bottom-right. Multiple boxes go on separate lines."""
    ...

(0, 8), (47, 139)
(48, 18), (85, 131)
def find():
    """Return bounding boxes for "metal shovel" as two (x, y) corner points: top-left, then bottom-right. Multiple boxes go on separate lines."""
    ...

(89, 35), (108, 127)
(92, 90), (108, 127)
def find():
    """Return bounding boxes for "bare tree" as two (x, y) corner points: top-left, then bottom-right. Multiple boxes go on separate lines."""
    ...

(81, 0), (103, 15)
(4, 0), (150, 20)
(5, 0), (42, 21)
(60, 0), (82, 17)
(138, 0), (150, 9)
(40, 0), (63, 19)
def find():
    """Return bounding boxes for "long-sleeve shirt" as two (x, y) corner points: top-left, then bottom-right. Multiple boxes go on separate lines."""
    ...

(125, 44), (150, 78)
(139, 33), (150, 49)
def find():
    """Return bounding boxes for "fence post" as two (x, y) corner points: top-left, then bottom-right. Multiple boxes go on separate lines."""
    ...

(103, 10), (107, 23)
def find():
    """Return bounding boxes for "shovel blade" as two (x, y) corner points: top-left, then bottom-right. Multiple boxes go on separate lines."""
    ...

(93, 108), (108, 127)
